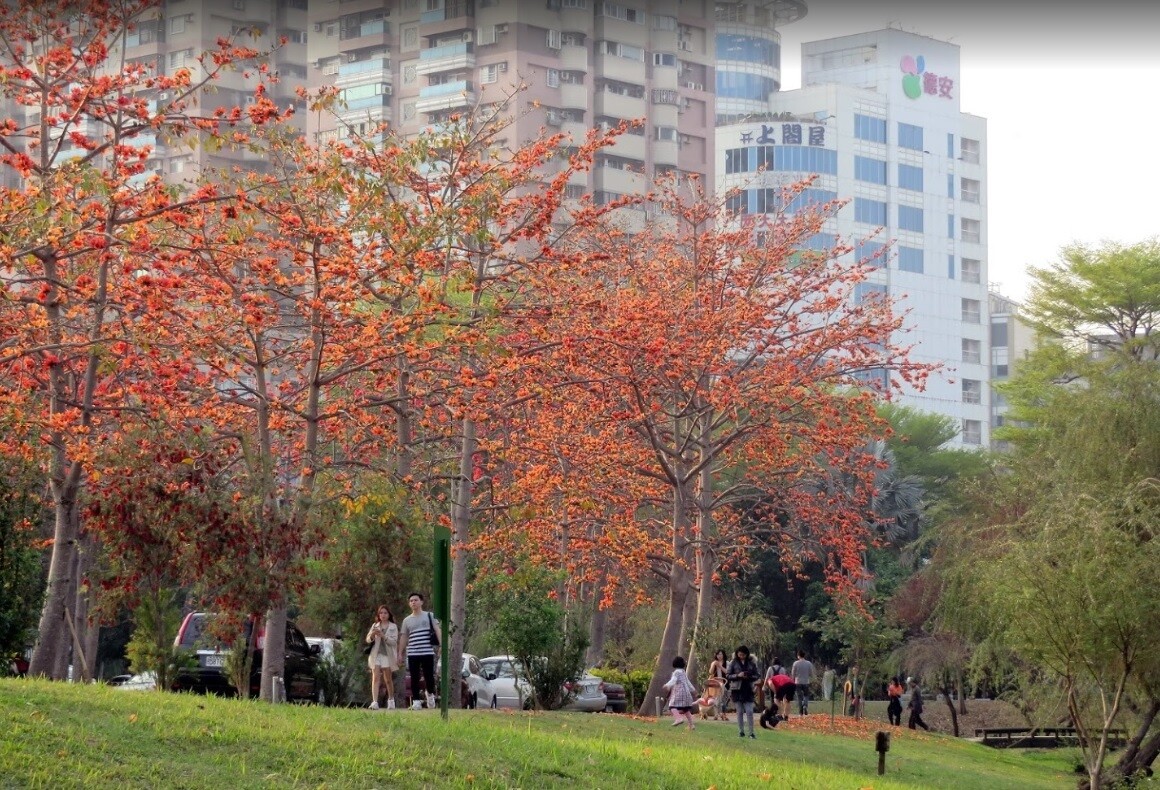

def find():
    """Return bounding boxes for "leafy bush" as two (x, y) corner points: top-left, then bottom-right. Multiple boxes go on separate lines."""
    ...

(589, 667), (652, 711)
(314, 638), (367, 707)
(124, 590), (195, 691)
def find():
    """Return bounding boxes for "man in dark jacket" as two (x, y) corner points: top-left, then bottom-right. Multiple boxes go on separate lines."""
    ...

(727, 645), (760, 739)
(907, 677), (931, 731)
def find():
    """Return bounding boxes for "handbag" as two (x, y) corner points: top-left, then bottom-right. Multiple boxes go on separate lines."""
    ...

(427, 612), (440, 648)
(363, 642), (374, 656)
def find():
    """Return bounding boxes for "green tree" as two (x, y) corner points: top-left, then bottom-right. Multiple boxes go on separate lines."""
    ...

(0, 452), (45, 663)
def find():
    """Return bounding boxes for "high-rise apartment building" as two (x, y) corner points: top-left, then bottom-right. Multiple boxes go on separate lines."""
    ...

(717, 29), (990, 446)
(713, 0), (804, 125)
(305, 0), (718, 195)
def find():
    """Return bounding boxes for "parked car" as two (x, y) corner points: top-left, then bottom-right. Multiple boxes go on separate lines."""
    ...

(403, 653), (494, 709)
(478, 655), (531, 709)
(171, 612), (322, 703)
(305, 637), (341, 661)
(108, 672), (157, 691)
(479, 655), (606, 711)
(562, 672), (607, 712)
(601, 681), (628, 713)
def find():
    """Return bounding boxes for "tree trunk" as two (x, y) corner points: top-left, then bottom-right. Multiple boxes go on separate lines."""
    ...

(957, 666), (968, 715)
(74, 530), (100, 682)
(259, 605), (288, 702)
(1114, 698), (1160, 778)
(636, 564), (691, 716)
(678, 580), (697, 657)
(449, 417), (476, 710)
(29, 490), (80, 678)
(586, 578), (607, 667)
(940, 679), (960, 736)
(687, 549), (716, 680)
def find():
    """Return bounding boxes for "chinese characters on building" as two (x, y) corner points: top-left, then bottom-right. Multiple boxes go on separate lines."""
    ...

(738, 123), (827, 146)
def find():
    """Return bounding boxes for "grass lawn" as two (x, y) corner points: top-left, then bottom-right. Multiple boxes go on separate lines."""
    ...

(0, 679), (1076, 789)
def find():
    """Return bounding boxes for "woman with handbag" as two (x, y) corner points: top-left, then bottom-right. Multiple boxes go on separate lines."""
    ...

(726, 645), (760, 739)
(365, 605), (399, 710)
(706, 649), (730, 721)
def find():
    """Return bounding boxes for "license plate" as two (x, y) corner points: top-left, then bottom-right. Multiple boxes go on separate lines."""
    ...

(203, 653), (225, 668)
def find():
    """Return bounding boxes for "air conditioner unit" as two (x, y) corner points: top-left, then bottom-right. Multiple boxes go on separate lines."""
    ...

(462, 31), (473, 43)
(496, 23), (509, 34)
(347, 53), (358, 62)
(684, 82), (702, 91)
(157, 91), (170, 101)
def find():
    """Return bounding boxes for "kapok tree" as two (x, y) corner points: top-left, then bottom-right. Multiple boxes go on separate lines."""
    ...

(0, 0), (289, 679)
(518, 176), (931, 712)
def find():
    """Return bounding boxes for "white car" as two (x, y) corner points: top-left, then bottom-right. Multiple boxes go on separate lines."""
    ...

(460, 653), (498, 709)
(306, 637), (341, 661)
(562, 672), (608, 713)
(479, 655), (606, 711)
(479, 655), (532, 709)
(109, 672), (157, 691)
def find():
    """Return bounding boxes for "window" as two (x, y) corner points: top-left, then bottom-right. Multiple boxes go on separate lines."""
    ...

(545, 68), (560, 87)
(480, 64), (501, 84)
(168, 16), (187, 35)
(653, 52), (676, 67)
(962, 338), (981, 364)
(654, 126), (678, 142)
(991, 321), (1009, 347)
(947, 173), (953, 198)
(898, 122), (923, 150)
(948, 254), (955, 278)
(898, 246), (923, 273)
(898, 205), (923, 232)
(961, 177), (980, 203)
(854, 198), (886, 226)
(962, 298), (981, 324)
(722, 146), (837, 176)
(962, 379), (982, 405)
(854, 114), (886, 143)
(961, 217), (981, 244)
(898, 164), (923, 191)
(652, 14), (676, 30)
(947, 132), (954, 158)
(855, 239), (886, 268)
(854, 155), (886, 184)
(962, 419), (982, 445)
(947, 214), (954, 239)
(962, 258), (981, 284)
(547, 29), (562, 49)
(961, 137), (980, 164)
(855, 283), (887, 303)
(402, 24), (418, 50)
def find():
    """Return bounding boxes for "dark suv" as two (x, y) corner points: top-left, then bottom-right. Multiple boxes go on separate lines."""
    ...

(171, 612), (322, 702)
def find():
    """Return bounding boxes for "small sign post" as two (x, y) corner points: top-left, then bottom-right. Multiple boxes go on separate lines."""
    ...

(876, 730), (891, 775)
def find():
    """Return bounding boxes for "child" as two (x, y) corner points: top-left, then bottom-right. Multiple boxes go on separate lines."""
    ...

(664, 656), (698, 730)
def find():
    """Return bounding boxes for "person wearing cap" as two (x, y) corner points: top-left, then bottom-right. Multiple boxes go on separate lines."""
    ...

(726, 645), (760, 739)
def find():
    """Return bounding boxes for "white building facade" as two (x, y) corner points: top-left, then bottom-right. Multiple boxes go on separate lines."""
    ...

(716, 29), (990, 447)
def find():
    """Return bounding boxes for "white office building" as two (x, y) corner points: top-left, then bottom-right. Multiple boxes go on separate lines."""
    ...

(717, 29), (990, 446)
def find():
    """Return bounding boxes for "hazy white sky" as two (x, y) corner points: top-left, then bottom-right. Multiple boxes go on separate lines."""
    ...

(775, 2), (1160, 301)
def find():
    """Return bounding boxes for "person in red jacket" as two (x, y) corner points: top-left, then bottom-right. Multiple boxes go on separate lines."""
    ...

(760, 669), (795, 728)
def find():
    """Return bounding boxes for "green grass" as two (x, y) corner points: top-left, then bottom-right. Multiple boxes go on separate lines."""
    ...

(0, 679), (1075, 789)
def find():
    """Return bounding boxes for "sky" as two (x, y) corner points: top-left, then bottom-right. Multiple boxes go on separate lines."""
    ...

(773, 0), (1160, 300)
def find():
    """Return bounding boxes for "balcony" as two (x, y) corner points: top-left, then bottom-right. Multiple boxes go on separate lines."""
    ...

(416, 41), (475, 76)
(342, 94), (392, 113)
(560, 44), (588, 72)
(416, 80), (475, 113)
(595, 90), (646, 121)
(421, 1), (474, 26)
(336, 57), (392, 87)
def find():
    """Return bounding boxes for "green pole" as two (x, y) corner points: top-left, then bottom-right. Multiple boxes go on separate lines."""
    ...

(433, 525), (451, 721)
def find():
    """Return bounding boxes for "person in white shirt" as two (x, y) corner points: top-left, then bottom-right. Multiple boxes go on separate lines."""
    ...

(790, 649), (815, 715)
(365, 605), (399, 710)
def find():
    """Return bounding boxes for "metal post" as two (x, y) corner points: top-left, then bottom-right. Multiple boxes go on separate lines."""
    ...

(433, 525), (451, 721)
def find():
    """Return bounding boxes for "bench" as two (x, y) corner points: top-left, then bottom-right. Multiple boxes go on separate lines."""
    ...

(975, 727), (1128, 749)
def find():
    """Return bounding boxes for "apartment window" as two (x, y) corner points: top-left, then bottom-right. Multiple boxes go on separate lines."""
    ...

(948, 254), (955, 279)
(654, 126), (678, 142)
(480, 63), (503, 84)
(855, 283), (887, 303)
(653, 52), (676, 67)
(168, 16), (187, 35)
(652, 14), (676, 30)
(898, 246), (923, 273)
(854, 114), (886, 143)
(961, 217), (981, 244)
(947, 173), (953, 198)
(854, 198), (887, 226)
(168, 48), (193, 68)
(547, 28), (562, 49)
(962, 258), (981, 284)
(962, 379), (982, 405)
(961, 137), (980, 164)
(854, 155), (886, 184)
(855, 239), (886, 268)
(962, 338), (981, 364)
(946, 132), (954, 158)
(898, 163), (922, 192)
(898, 122), (923, 151)
(961, 177), (980, 203)
(962, 298), (981, 324)
(545, 68), (560, 87)
(991, 321), (1009, 347)
(962, 419), (982, 445)
(898, 205), (923, 232)
(600, 3), (644, 23)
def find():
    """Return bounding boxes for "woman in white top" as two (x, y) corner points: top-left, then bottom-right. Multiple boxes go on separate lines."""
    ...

(365, 605), (399, 709)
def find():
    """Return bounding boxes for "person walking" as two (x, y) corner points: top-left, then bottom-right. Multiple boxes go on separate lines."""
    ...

(887, 676), (905, 726)
(707, 648), (730, 721)
(907, 677), (931, 731)
(398, 592), (441, 710)
(791, 649), (814, 716)
(663, 656), (698, 731)
(365, 605), (399, 710)
(726, 645), (760, 739)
